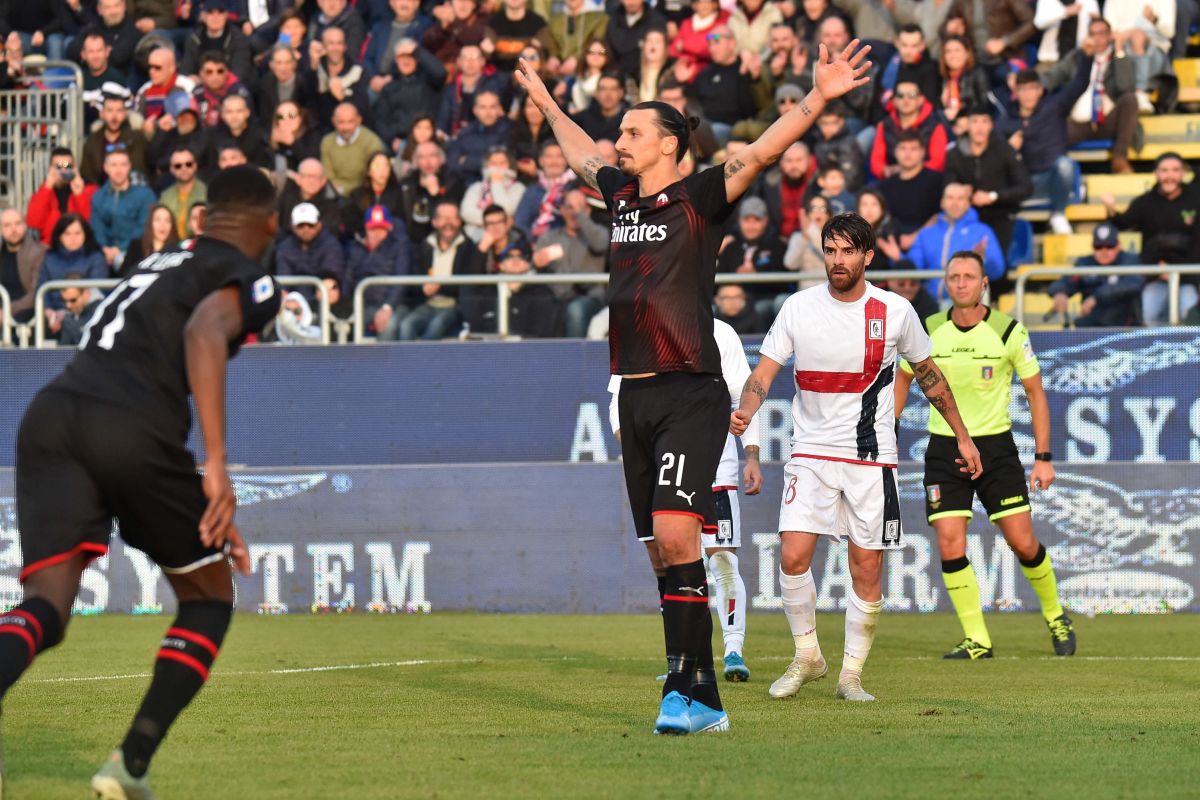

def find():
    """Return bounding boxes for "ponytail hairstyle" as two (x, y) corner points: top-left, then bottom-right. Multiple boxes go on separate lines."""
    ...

(630, 100), (701, 163)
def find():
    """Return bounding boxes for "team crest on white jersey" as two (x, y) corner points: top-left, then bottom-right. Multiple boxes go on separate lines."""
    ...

(869, 319), (884, 340)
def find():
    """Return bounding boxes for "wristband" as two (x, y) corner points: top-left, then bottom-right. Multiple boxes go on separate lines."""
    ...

(1034, 452), (1053, 462)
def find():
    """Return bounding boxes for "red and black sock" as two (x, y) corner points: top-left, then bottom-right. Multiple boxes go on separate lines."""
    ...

(0, 597), (64, 698)
(661, 560), (722, 711)
(121, 600), (231, 778)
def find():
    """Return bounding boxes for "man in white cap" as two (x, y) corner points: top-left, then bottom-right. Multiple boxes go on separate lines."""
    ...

(274, 202), (347, 302)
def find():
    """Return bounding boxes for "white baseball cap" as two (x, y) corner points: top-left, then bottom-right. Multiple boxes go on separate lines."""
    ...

(291, 202), (320, 227)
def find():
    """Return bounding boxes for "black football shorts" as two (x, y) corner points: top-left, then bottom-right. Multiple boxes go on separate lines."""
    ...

(923, 432), (1031, 524)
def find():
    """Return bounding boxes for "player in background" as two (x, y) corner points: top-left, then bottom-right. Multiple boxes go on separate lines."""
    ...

(517, 33), (871, 735)
(0, 166), (281, 799)
(610, 319), (764, 682)
(731, 214), (982, 703)
(895, 252), (1075, 660)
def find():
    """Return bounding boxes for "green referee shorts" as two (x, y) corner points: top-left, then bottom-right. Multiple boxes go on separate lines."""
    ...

(923, 432), (1030, 524)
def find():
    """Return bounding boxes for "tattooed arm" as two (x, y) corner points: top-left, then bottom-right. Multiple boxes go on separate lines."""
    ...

(910, 357), (983, 478)
(730, 356), (782, 436)
(722, 39), (874, 202)
(514, 58), (605, 190)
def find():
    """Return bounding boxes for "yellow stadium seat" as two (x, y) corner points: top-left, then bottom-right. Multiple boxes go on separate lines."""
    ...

(1174, 59), (1200, 104)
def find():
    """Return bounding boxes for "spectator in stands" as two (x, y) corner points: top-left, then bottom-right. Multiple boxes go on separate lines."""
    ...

(308, 0), (368, 60)
(936, 35), (991, 136)
(27, 148), (97, 247)
(879, 24), (941, 108)
(764, 24), (811, 98)
(995, 59), (1090, 235)
(0, 208), (45, 325)
(564, 36), (612, 114)
(79, 32), (127, 128)
(484, 0), (547, 76)
(5, 1), (73, 61)
(943, 107), (1031, 258)
(445, 90), (511, 182)
(309, 24), (371, 126)
(460, 203), (530, 333)
(118, 203), (179, 277)
(1104, 0), (1175, 110)
(274, 8), (309, 61)
(396, 114), (438, 175)
(276, 202), (348, 297)
(534, 187), (608, 338)
(216, 142), (249, 169)
(497, 240), (561, 337)
(888, 261), (940, 322)
(159, 148), (206, 238)
(509, 94), (556, 178)
(1033, 0), (1099, 67)
(811, 162), (855, 214)
(629, 29), (671, 105)
(606, 0), (667, 79)
(460, 148), (525, 239)
(187, 201), (207, 236)
(669, 0), (728, 82)
(810, 102), (865, 192)
(278, 158), (342, 237)
(48, 279), (103, 345)
(268, 101), (322, 175)
(905, 182), (1005, 301)
(423, 0), (488, 72)
(136, 47), (196, 137)
(656, 79), (720, 161)
(90, 148), (156, 270)
(37, 214), (107, 310)
(1045, 18), (1139, 174)
(730, 0), (784, 57)
(321, 102), (386, 195)
(181, 0), (254, 85)
(759, 141), (814, 239)
(546, 0), (607, 78)
(365, 0), (434, 83)
(687, 25), (760, 146)
(718, 195), (788, 321)
(815, 16), (880, 132)
(950, 0), (1036, 70)
(202, 94), (270, 177)
(354, 205), (413, 335)
(878, 131), (945, 243)
(1102, 152), (1200, 324)
(838, 0), (905, 44)
(783, 194), (831, 277)
(192, 50), (255, 129)
(81, 93), (149, 186)
(436, 44), (502, 138)
(713, 283), (763, 334)
(1048, 222), (1144, 326)
(399, 141), (464, 242)
(70, 0), (139, 75)
(257, 45), (314, 124)
(386, 199), (470, 340)
(375, 39), (448, 151)
(796, 0), (841, 51)
(342, 151), (405, 240)
(857, 187), (903, 270)
(571, 71), (628, 142)
(870, 79), (948, 180)
(734, 80), (799, 143)
(236, 0), (293, 55)
(514, 141), (573, 238)
(146, 92), (205, 187)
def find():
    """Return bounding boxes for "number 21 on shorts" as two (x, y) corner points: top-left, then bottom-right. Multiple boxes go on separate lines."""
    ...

(658, 453), (686, 486)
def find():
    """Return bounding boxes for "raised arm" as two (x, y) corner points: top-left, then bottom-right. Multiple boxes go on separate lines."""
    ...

(514, 58), (606, 190)
(730, 355), (784, 435)
(908, 356), (983, 478)
(722, 40), (873, 202)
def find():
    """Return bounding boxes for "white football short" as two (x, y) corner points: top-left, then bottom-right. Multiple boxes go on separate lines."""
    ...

(777, 457), (904, 550)
(701, 487), (741, 550)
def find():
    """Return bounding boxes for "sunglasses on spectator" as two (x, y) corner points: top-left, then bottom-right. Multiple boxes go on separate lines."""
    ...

(276, 111), (299, 121)
(171, 160), (195, 169)
(587, 47), (607, 56)
(104, 142), (127, 153)
(1095, 243), (1120, 250)
(706, 33), (728, 42)
(295, 222), (317, 229)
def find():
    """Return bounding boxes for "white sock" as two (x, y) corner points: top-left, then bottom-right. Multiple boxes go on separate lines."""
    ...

(780, 568), (819, 658)
(708, 551), (746, 656)
(842, 590), (884, 676)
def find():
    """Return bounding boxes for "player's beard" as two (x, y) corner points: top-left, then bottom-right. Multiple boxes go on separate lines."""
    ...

(826, 259), (865, 293)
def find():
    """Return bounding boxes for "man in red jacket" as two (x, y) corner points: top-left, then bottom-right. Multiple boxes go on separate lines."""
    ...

(869, 79), (949, 180)
(25, 148), (98, 245)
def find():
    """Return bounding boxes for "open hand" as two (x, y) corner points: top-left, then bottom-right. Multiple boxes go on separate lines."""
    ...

(515, 57), (556, 116)
(813, 39), (872, 102)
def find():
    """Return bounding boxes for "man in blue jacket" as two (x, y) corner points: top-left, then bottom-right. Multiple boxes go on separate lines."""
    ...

(274, 202), (348, 302)
(1048, 222), (1143, 327)
(90, 148), (156, 272)
(350, 205), (413, 336)
(905, 182), (1005, 303)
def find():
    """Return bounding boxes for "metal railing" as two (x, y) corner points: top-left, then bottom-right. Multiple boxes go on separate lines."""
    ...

(0, 285), (11, 347)
(351, 270), (938, 342)
(0, 60), (84, 214)
(33, 275), (332, 348)
(1014, 264), (1200, 325)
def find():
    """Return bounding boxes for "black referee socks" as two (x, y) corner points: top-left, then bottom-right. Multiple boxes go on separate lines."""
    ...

(122, 600), (232, 778)
(661, 560), (723, 711)
(0, 597), (64, 698)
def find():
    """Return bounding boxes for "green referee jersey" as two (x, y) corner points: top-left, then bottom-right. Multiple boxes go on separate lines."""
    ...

(900, 307), (1040, 437)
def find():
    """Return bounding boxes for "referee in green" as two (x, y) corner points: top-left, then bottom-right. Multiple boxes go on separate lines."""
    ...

(895, 251), (1075, 659)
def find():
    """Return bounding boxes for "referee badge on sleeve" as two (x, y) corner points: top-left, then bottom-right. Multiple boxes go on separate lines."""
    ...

(252, 276), (275, 304)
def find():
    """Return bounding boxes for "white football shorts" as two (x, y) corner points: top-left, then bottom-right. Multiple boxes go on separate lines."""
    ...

(777, 457), (904, 550)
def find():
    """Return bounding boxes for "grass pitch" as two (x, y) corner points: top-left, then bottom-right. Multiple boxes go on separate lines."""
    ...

(3, 612), (1198, 799)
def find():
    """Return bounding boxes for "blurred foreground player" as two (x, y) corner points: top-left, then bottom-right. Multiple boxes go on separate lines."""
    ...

(516, 35), (873, 734)
(609, 319), (764, 682)
(732, 214), (981, 703)
(0, 166), (282, 800)
(895, 252), (1075, 660)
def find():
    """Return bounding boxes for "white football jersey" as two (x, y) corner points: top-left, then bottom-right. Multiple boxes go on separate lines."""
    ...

(609, 319), (760, 488)
(759, 283), (931, 467)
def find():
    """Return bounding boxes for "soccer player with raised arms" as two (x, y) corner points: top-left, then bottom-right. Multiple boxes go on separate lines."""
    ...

(731, 214), (982, 703)
(895, 251), (1076, 660)
(516, 38), (873, 734)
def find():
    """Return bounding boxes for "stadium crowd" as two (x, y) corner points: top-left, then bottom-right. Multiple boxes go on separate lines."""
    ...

(1, 0), (1199, 341)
